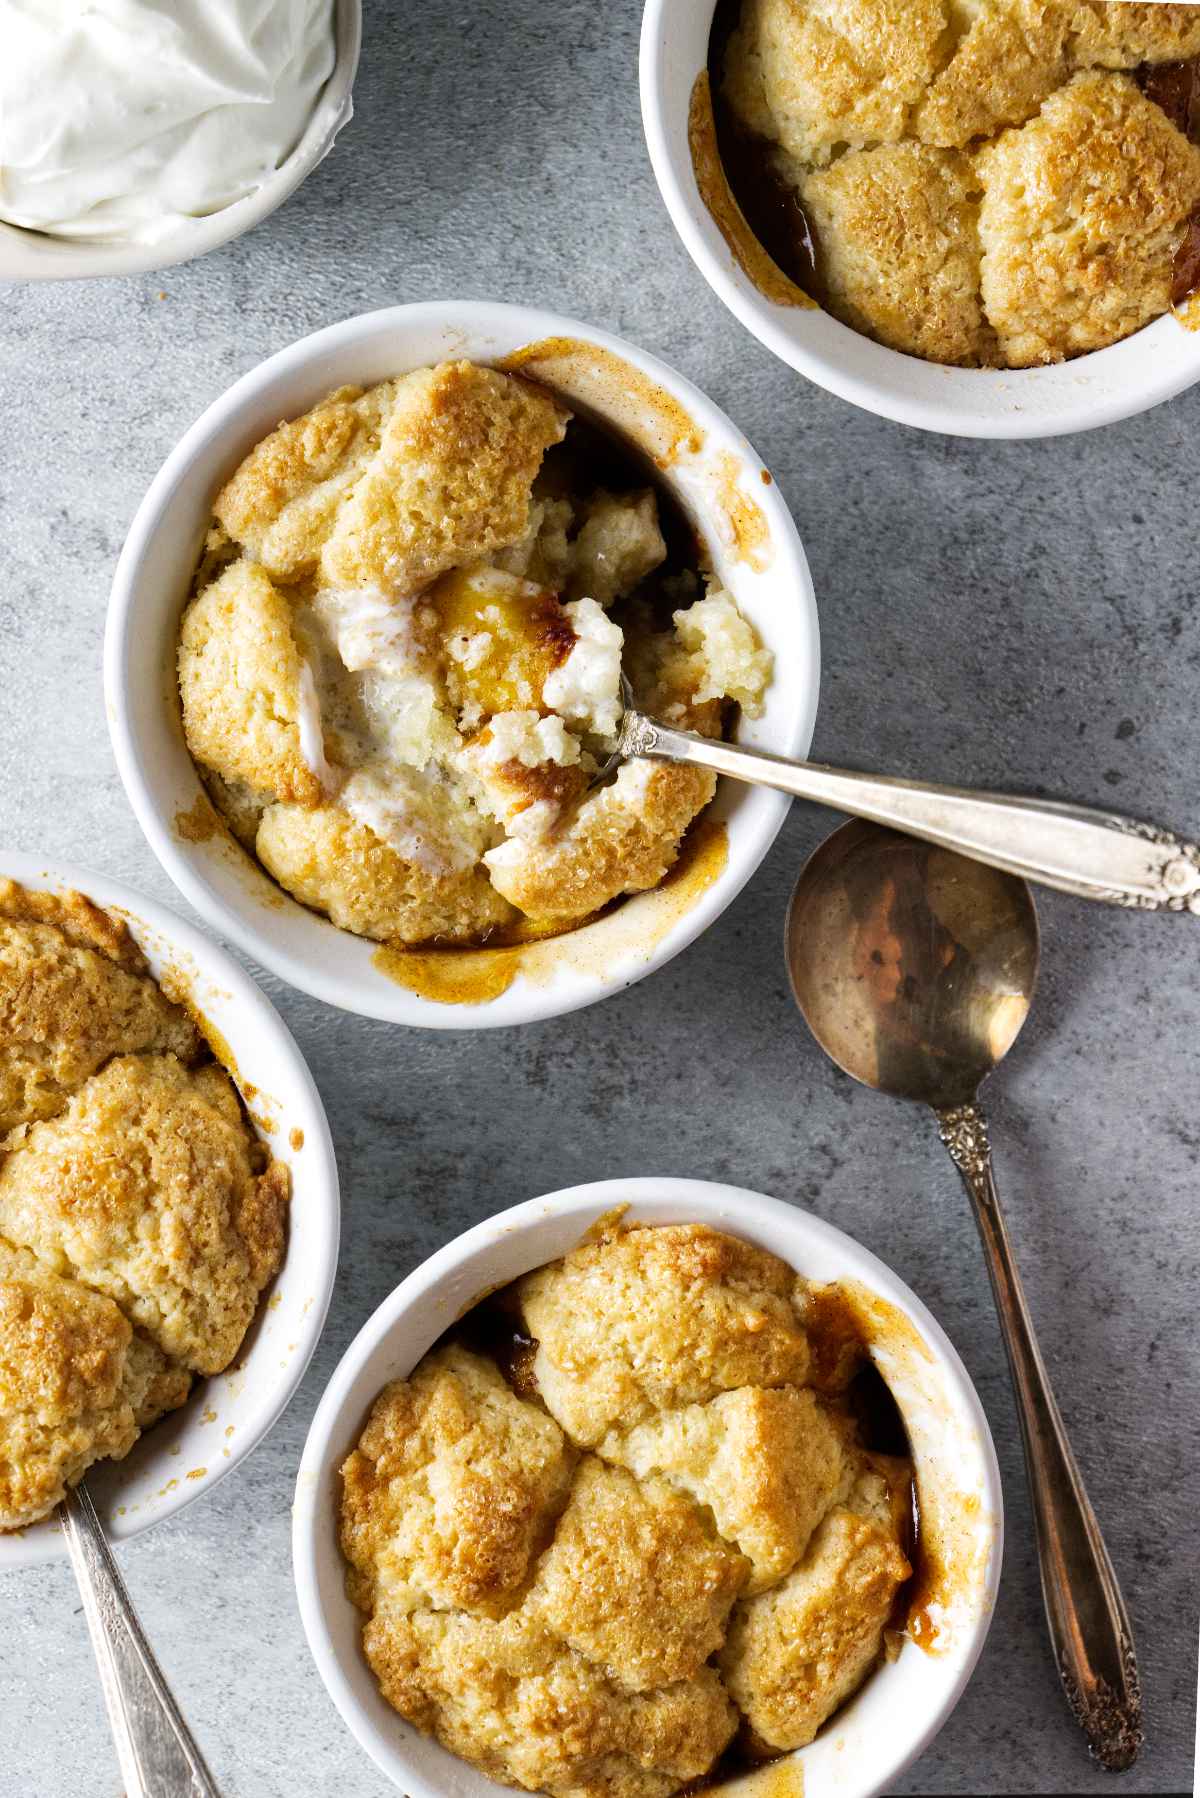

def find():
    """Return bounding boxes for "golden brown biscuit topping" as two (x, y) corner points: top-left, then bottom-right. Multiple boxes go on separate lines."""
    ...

(713, 0), (1200, 365)
(340, 1225), (914, 1797)
(0, 883), (288, 1530)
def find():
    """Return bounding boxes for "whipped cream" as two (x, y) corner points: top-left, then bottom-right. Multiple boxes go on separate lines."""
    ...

(542, 597), (624, 738)
(315, 586), (422, 680)
(0, 0), (336, 244)
(295, 659), (340, 793)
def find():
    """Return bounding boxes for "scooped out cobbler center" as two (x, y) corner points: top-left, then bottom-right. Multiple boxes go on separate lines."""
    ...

(178, 360), (772, 951)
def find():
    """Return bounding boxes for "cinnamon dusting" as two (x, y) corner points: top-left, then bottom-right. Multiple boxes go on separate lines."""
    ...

(498, 338), (704, 468)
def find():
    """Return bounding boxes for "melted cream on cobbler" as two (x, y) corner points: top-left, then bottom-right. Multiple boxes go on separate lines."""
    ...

(178, 362), (773, 948)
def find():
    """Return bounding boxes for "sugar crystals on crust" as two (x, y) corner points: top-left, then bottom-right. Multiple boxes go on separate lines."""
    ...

(1073, 1), (1200, 68)
(0, 882), (200, 1136)
(178, 558), (324, 809)
(340, 1345), (576, 1620)
(531, 1458), (748, 1690)
(213, 382), (399, 582)
(483, 762), (717, 923)
(255, 799), (514, 945)
(718, 1454), (913, 1750)
(913, 0), (1076, 148)
(359, 1601), (738, 1798)
(976, 71), (1200, 366)
(725, 0), (949, 167)
(802, 142), (996, 366)
(599, 1384), (850, 1593)
(0, 1054), (287, 1375)
(0, 1241), (190, 1531)
(320, 363), (569, 599)
(517, 1223), (811, 1446)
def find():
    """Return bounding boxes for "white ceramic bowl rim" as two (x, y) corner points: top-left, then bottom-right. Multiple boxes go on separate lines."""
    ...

(639, 0), (1200, 440)
(105, 299), (820, 1028)
(0, 0), (361, 281)
(0, 850), (340, 1569)
(293, 1178), (1003, 1798)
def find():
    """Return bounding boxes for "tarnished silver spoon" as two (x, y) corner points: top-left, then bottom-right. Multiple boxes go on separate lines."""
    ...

(605, 679), (1200, 912)
(784, 818), (1142, 1772)
(60, 1482), (221, 1796)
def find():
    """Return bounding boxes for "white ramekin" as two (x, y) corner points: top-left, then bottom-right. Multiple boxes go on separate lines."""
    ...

(0, 851), (339, 1571)
(294, 1178), (1002, 1798)
(0, 0), (360, 282)
(640, 0), (1200, 439)
(105, 300), (820, 1028)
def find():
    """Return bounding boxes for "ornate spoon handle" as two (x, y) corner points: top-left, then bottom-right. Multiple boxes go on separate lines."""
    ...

(616, 708), (1200, 911)
(936, 1104), (1142, 1771)
(59, 1483), (222, 1797)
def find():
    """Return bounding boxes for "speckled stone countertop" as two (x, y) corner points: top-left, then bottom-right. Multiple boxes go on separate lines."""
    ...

(1, 4), (1197, 1794)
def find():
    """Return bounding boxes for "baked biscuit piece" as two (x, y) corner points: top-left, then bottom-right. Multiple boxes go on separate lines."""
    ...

(517, 1224), (811, 1445)
(0, 881), (144, 966)
(803, 143), (995, 365)
(976, 72), (1200, 365)
(1072, 1), (1200, 67)
(179, 559), (324, 809)
(320, 363), (568, 599)
(599, 1385), (849, 1593)
(213, 382), (397, 581)
(0, 1054), (288, 1375)
(723, 0), (949, 167)
(482, 761), (717, 924)
(914, 0), (1075, 148)
(566, 491), (667, 607)
(340, 1346), (576, 1621)
(718, 1454), (912, 1750)
(256, 801), (515, 945)
(531, 1459), (748, 1689)
(0, 1242), (186, 1530)
(0, 892), (199, 1136)
(358, 1598), (737, 1798)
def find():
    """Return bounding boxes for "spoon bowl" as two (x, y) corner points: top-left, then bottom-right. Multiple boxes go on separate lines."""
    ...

(785, 819), (1039, 1107)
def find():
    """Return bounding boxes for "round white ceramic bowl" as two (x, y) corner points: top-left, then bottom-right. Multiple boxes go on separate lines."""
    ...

(0, 0), (360, 282)
(0, 851), (340, 1571)
(294, 1177), (1003, 1798)
(106, 300), (820, 1028)
(640, 0), (1200, 440)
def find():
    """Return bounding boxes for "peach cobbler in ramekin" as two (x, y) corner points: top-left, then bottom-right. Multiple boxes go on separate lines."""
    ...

(0, 880), (287, 1530)
(338, 1223), (917, 1798)
(707, 0), (1200, 367)
(177, 361), (772, 951)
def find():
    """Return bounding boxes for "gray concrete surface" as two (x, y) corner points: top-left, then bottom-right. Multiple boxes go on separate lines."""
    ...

(1, 4), (1198, 1793)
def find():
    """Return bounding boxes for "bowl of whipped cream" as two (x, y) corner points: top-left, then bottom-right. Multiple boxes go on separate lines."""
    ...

(0, 0), (360, 279)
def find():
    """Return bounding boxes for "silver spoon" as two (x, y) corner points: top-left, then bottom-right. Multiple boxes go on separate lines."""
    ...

(59, 1482), (222, 1796)
(784, 818), (1141, 1771)
(607, 682), (1200, 912)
